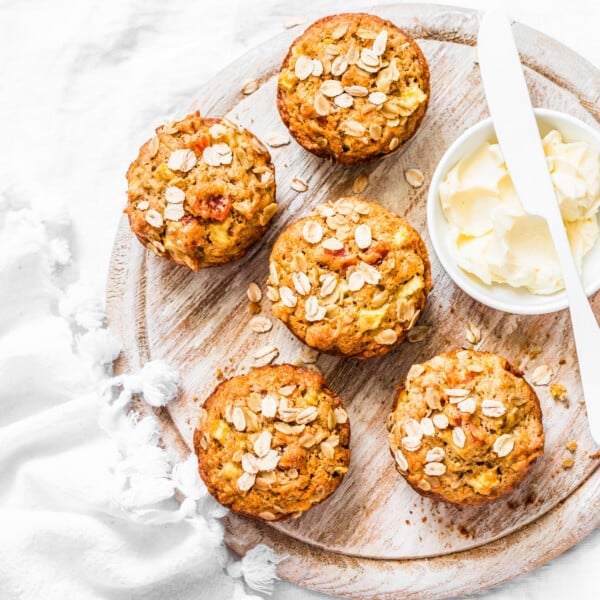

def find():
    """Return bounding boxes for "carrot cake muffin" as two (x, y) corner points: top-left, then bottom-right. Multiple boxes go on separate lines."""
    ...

(387, 349), (544, 505)
(125, 111), (277, 270)
(277, 13), (430, 163)
(194, 364), (351, 521)
(267, 197), (431, 359)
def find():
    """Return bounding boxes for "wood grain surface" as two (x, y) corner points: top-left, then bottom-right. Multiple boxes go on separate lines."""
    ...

(106, 3), (600, 597)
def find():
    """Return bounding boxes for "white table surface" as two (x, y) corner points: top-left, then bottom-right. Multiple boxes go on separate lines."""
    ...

(1, 0), (598, 598)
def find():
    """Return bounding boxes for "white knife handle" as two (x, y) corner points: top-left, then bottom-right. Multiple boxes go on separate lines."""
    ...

(544, 205), (600, 443)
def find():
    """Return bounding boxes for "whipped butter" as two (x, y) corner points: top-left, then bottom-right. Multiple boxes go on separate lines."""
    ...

(439, 130), (600, 294)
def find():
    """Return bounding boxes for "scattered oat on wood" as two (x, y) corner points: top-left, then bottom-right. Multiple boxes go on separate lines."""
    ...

(246, 282), (262, 303)
(530, 364), (554, 386)
(266, 131), (290, 147)
(466, 322), (481, 345)
(404, 168), (425, 188)
(407, 325), (429, 343)
(253, 345), (279, 366)
(249, 315), (272, 333)
(241, 78), (259, 95)
(291, 177), (308, 192)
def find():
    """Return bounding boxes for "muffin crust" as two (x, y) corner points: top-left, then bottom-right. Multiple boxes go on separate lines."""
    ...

(277, 13), (430, 163)
(267, 197), (432, 359)
(126, 111), (277, 270)
(387, 350), (545, 505)
(194, 364), (351, 521)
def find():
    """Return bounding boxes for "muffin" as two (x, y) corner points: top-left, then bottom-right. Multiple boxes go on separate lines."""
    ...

(267, 197), (432, 359)
(125, 111), (277, 270)
(194, 364), (351, 521)
(277, 13), (430, 164)
(387, 349), (545, 505)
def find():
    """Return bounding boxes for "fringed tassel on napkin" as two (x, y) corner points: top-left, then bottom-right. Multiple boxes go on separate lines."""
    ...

(227, 544), (282, 595)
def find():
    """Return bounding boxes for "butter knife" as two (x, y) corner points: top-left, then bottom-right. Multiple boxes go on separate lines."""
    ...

(477, 9), (600, 443)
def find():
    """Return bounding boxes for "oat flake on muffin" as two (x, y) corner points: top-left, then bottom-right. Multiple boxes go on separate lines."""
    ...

(125, 111), (277, 270)
(277, 13), (430, 164)
(194, 364), (351, 521)
(267, 197), (431, 359)
(387, 349), (545, 505)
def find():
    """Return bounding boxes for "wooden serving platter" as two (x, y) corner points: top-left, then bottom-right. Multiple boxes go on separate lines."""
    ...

(107, 4), (600, 598)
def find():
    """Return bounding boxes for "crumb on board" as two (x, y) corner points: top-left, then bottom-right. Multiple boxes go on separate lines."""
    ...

(561, 457), (575, 469)
(550, 382), (567, 402)
(248, 302), (261, 314)
(566, 440), (578, 453)
(215, 368), (224, 380)
(528, 347), (541, 359)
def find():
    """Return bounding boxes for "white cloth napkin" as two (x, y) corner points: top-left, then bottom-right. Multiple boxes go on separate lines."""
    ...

(1, 1), (598, 599)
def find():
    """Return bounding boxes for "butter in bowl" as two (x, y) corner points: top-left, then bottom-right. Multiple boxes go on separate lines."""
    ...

(427, 108), (600, 314)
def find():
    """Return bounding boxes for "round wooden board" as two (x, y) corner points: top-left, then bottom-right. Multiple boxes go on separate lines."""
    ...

(107, 3), (600, 598)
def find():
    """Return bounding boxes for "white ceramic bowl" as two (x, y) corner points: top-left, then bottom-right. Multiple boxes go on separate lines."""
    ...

(427, 108), (600, 315)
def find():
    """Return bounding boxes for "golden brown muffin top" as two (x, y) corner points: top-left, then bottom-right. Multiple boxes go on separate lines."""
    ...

(194, 364), (351, 521)
(125, 111), (277, 270)
(388, 350), (545, 505)
(267, 197), (431, 359)
(277, 13), (430, 163)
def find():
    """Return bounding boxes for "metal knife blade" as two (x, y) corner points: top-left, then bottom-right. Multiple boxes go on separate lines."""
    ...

(478, 10), (557, 219)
